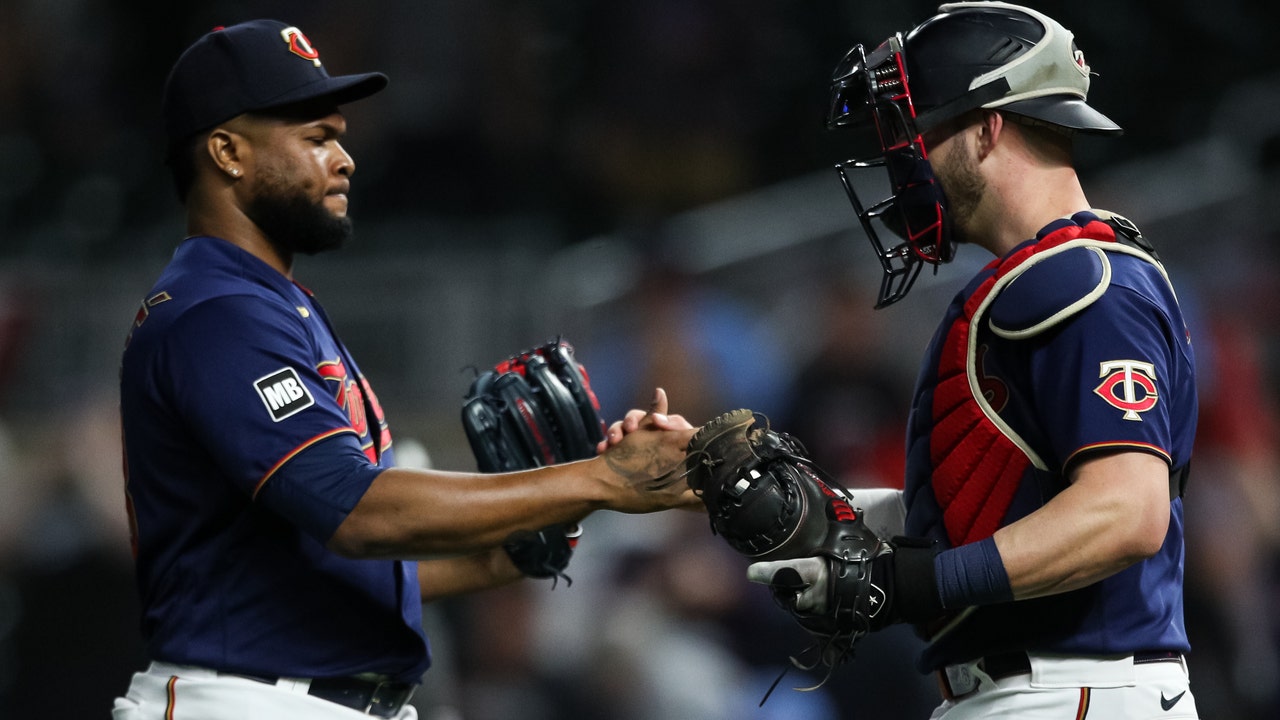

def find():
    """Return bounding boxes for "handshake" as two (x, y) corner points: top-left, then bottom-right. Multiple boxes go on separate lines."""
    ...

(462, 340), (941, 674)
(604, 405), (945, 672)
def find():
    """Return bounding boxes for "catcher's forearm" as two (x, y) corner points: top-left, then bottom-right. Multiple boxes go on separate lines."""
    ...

(993, 450), (1170, 600)
(417, 550), (523, 602)
(328, 461), (607, 558)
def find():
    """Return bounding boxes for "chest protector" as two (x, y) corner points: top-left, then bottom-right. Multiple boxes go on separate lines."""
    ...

(928, 214), (1178, 547)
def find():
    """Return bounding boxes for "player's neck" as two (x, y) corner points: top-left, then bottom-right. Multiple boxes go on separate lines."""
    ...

(186, 198), (294, 278)
(975, 165), (1089, 257)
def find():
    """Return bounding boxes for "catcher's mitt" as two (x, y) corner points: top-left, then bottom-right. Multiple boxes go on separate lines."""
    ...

(685, 409), (897, 672)
(462, 339), (606, 585)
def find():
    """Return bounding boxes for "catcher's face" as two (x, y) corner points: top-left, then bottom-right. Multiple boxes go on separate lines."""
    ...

(828, 37), (955, 308)
(918, 115), (986, 248)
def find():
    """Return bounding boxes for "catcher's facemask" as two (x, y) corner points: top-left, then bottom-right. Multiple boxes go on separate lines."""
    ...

(828, 35), (953, 309)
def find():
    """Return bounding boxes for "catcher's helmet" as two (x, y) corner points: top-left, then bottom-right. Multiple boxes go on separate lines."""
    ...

(828, 2), (1121, 307)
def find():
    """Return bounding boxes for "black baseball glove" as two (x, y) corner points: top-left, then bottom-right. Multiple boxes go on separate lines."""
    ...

(462, 339), (606, 585)
(685, 409), (943, 678)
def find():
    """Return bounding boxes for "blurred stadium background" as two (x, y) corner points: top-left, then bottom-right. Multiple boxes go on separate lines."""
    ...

(1, 0), (1278, 717)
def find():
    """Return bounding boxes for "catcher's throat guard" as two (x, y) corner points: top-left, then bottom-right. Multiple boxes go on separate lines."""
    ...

(829, 35), (953, 309)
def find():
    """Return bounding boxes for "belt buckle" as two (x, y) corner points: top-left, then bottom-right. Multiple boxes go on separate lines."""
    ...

(364, 679), (391, 715)
(364, 679), (415, 718)
(362, 680), (381, 715)
(944, 662), (980, 699)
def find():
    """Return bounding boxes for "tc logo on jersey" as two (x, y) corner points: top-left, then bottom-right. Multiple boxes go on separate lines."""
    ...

(318, 357), (392, 462)
(254, 367), (316, 422)
(1094, 359), (1158, 421)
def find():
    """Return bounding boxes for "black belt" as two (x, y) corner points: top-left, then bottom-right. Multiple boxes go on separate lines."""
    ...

(226, 672), (417, 718)
(938, 650), (1183, 701)
(983, 649), (1182, 678)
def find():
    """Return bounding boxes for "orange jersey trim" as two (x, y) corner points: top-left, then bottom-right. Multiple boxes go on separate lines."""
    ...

(166, 676), (178, 720)
(252, 427), (357, 499)
(1065, 441), (1171, 471)
(1074, 686), (1091, 719)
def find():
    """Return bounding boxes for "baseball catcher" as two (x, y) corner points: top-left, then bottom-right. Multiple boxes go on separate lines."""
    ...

(686, 409), (946, 679)
(462, 339), (606, 585)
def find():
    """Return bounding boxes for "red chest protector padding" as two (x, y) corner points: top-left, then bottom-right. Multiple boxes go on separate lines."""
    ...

(931, 219), (1120, 546)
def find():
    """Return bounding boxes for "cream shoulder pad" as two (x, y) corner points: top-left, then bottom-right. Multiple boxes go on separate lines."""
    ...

(988, 246), (1111, 339)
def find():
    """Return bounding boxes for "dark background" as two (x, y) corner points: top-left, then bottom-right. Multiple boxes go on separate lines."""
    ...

(1, 1), (1278, 718)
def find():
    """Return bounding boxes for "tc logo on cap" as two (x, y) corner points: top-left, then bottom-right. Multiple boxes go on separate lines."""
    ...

(280, 26), (321, 67)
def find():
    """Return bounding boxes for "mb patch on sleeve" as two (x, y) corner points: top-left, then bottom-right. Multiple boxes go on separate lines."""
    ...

(254, 366), (315, 422)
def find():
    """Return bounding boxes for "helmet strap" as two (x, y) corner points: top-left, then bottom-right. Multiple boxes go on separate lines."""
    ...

(914, 79), (1009, 135)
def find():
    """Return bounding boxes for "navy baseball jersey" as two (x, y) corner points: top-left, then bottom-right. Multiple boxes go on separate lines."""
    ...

(120, 236), (429, 683)
(902, 212), (1197, 671)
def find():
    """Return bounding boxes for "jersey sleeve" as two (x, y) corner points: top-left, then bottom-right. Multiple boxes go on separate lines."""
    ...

(160, 294), (379, 531)
(1027, 279), (1180, 472)
(258, 434), (385, 541)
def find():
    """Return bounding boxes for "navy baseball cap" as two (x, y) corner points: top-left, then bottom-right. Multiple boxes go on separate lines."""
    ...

(162, 19), (388, 141)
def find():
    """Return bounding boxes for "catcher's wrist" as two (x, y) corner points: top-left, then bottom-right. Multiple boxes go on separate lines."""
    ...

(934, 536), (1014, 608)
(891, 537), (946, 624)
